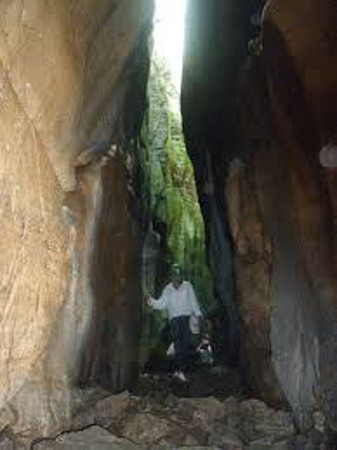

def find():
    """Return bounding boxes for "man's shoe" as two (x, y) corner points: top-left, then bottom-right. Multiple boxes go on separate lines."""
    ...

(177, 371), (187, 382)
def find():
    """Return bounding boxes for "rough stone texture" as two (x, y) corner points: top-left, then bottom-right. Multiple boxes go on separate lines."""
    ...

(228, 0), (337, 431)
(260, 0), (337, 432)
(72, 391), (138, 430)
(222, 397), (294, 443)
(31, 391), (335, 449)
(33, 426), (138, 450)
(177, 397), (225, 431)
(32, 392), (327, 450)
(182, 0), (253, 362)
(239, 399), (294, 441)
(247, 439), (289, 450)
(182, 0), (337, 433)
(121, 412), (175, 445)
(139, 58), (169, 369)
(226, 162), (282, 404)
(0, 437), (14, 450)
(208, 430), (244, 449)
(0, 0), (153, 438)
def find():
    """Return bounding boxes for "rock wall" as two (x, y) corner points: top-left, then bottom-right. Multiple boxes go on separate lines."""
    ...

(260, 0), (337, 430)
(182, 0), (337, 432)
(0, 0), (153, 437)
(181, 0), (253, 363)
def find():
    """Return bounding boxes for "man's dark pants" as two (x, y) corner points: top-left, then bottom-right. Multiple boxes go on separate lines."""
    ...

(170, 315), (192, 372)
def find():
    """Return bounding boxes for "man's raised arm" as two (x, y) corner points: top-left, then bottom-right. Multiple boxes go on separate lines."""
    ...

(146, 286), (169, 310)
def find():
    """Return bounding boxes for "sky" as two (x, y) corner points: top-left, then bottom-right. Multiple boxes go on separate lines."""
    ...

(153, 0), (187, 91)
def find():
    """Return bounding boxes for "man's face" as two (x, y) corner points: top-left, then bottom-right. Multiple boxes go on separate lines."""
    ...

(172, 274), (182, 289)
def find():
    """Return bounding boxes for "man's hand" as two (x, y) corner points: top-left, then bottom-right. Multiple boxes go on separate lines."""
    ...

(144, 293), (151, 305)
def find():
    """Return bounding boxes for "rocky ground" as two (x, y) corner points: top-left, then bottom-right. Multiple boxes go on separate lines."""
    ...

(0, 367), (334, 449)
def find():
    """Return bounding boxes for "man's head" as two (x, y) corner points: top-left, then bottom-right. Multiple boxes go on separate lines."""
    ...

(170, 264), (183, 289)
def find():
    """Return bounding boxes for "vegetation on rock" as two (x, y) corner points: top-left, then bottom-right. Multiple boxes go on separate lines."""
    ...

(140, 53), (214, 367)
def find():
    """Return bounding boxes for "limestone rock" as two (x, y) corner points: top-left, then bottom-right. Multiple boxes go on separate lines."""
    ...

(240, 0), (337, 430)
(240, 399), (294, 441)
(120, 412), (173, 445)
(0, 437), (14, 450)
(118, 410), (203, 447)
(208, 430), (244, 449)
(177, 397), (225, 430)
(182, 0), (337, 432)
(116, 396), (230, 447)
(0, 0), (153, 438)
(33, 426), (138, 450)
(30, 394), (328, 449)
(72, 391), (138, 430)
(182, 0), (337, 431)
(247, 438), (289, 450)
(226, 161), (281, 405)
(222, 397), (295, 443)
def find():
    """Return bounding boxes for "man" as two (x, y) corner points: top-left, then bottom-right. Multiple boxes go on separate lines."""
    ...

(146, 264), (202, 382)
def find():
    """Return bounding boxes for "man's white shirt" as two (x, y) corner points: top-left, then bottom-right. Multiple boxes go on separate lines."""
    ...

(149, 281), (202, 321)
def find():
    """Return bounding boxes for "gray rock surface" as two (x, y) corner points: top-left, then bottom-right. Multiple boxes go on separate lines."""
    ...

(29, 390), (332, 449)
(33, 426), (138, 450)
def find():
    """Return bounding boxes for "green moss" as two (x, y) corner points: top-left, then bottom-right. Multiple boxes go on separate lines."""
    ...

(140, 54), (215, 368)
(166, 111), (215, 313)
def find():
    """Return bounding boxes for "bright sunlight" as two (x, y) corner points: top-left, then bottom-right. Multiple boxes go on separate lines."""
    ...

(153, 0), (187, 92)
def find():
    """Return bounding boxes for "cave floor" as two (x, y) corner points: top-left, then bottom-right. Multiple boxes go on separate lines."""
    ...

(136, 365), (245, 401)
(3, 366), (333, 450)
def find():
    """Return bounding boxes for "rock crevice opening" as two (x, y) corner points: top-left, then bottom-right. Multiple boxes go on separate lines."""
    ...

(1, 0), (337, 443)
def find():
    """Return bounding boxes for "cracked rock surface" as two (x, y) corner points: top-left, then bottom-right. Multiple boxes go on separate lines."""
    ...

(0, 378), (328, 450)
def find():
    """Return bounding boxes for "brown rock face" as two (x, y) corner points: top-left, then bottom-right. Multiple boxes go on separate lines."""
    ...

(0, 0), (153, 437)
(229, 0), (337, 431)
(182, 0), (337, 432)
(226, 162), (280, 404)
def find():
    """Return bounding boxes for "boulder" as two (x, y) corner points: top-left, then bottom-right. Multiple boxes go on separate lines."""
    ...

(247, 438), (290, 450)
(208, 429), (244, 449)
(33, 426), (138, 450)
(177, 397), (225, 430)
(239, 399), (294, 442)
(222, 397), (295, 443)
(119, 412), (174, 445)
(72, 391), (138, 430)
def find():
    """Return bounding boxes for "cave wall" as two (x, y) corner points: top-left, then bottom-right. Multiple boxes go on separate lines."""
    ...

(139, 57), (169, 367)
(260, 0), (337, 430)
(181, 0), (254, 362)
(0, 0), (153, 437)
(182, 0), (337, 431)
